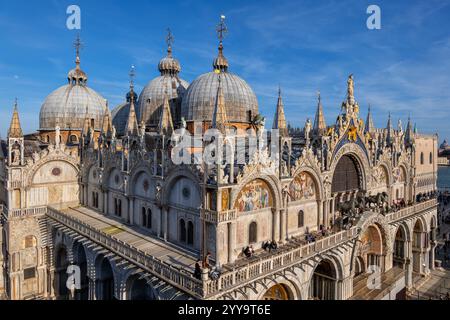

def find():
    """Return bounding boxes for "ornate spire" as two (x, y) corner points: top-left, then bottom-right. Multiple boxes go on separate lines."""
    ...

(386, 112), (394, 145)
(101, 101), (113, 137)
(405, 115), (414, 147)
(125, 66), (139, 136)
(158, 90), (174, 137)
(313, 91), (326, 134)
(213, 15), (229, 73)
(8, 98), (23, 138)
(365, 105), (375, 133)
(273, 87), (288, 136)
(211, 74), (228, 133)
(82, 105), (90, 135)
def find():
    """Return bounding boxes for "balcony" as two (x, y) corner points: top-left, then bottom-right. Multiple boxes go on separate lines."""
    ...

(385, 199), (437, 223)
(8, 206), (48, 219)
(201, 209), (237, 224)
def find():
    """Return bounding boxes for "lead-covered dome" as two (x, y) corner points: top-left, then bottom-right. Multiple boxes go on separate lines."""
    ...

(137, 45), (188, 128)
(181, 44), (258, 123)
(39, 54), (106, 131)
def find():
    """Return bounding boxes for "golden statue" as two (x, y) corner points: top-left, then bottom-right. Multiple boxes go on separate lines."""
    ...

(347, 74), (354, 98)
(348, 126), (357, 142)
(326, 126), (335, 137)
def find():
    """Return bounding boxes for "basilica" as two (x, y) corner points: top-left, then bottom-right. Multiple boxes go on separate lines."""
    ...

(0, 21), (439, 300)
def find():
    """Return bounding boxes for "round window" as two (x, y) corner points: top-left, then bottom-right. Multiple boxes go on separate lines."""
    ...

(52, 167), (61, 176)
(182, 187), (191, 199)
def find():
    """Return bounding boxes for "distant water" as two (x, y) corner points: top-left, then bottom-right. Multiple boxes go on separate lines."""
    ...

(438, 166), (450, 189)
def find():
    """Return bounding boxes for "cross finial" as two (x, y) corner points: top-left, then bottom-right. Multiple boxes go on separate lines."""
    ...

(216, 15), (228, 43)
(129, 65), (136, 93)
(14, 97), (18, 109)
(166, 28), (174, 48)
(74, 34), (83, 58)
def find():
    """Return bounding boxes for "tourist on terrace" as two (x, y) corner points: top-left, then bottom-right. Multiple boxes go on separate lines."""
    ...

(194, 259), (202, 280)
(271, 240), (278, 251)
(203, 252), (212, 269)
(262, 241), (272, 252)
(244, 245), (254, 258)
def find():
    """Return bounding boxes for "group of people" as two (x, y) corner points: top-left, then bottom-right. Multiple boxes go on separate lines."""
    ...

(262, 240), (278, 252)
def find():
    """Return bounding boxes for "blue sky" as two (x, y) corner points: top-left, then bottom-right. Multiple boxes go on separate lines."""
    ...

(0, 0), (449, 141)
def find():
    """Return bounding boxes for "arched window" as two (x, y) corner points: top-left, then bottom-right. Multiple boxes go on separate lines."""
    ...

(187, 221), (194, 245)
(142, 208), (147, 227)
(146, 209), (152, 229)
(249, 222), (257, 244)
(420, 152), (424, 165)
(396, 189), (400, 200)
(179, 219), (186, 243)
(429, 152), (433, 164)
(298, 210), (304, 228)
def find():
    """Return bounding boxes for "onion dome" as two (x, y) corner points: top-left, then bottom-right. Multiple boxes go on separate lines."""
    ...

(137, 30), (188, 128)
(181, 43), (258, 124)
(39, 37), (106, 131)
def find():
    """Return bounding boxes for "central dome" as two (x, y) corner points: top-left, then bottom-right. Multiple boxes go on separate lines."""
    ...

(181, 44), (258, 123)
(137, 44), (188, 128)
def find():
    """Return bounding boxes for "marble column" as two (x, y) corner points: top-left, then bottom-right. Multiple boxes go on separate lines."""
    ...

(128, 198), (134, 225)
(162, 207), (168, 242)
(103, 191), (108, 215)
(280, 209), (287, 243)
(88, 278), (96, 300)
(272, 209), (280, 242)
(228, 222), (236, 264)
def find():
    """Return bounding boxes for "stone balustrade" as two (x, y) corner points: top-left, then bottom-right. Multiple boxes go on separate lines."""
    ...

(9, 206), (48, 219)
(202, 209), (237, 224)
(203, 227), (360, 298)
(385, 199), (437, 223)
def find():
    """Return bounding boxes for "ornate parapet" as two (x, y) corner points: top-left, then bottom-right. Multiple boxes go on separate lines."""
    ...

(202, 209), (237, 224)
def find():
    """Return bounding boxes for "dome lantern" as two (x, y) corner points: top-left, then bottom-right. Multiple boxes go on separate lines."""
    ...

(158, 28), (182, 76)
(67, 34), (88, 85)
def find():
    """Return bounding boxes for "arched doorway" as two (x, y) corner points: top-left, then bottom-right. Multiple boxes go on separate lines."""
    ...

(73, 243), (88, 300)
(310, 259), (338, 300)
(332, 155), (362, 195)
(262, 284), (292, 300)
(412, 219), (427, 274)
(393, 226), (407, 268)
(359, 225), (384, 270)
(55, 246), (69, 300)
(354, 256), (365, 277)
(127, 276), (154, 300)
(95, 256), (115, 300)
